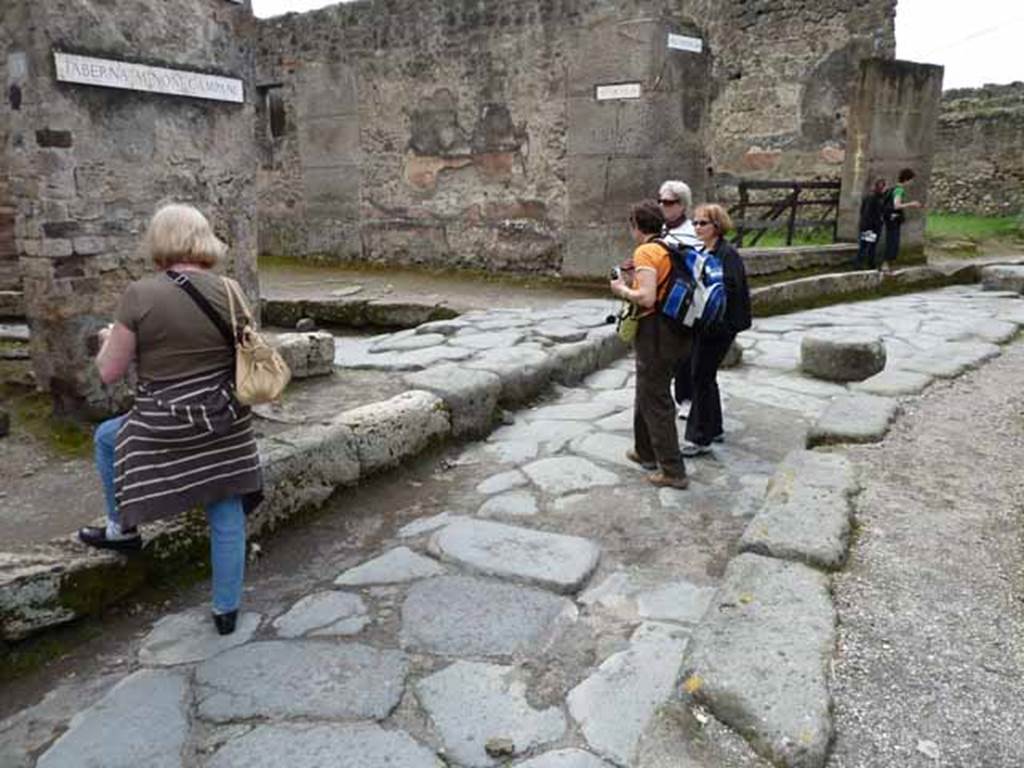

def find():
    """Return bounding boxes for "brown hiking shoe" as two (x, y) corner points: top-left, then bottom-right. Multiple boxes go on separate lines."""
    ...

(647, 471), (689, 489)
(626, 449), (657, 470)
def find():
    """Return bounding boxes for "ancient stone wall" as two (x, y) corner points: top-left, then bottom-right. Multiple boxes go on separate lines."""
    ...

(254, 0), (895, 276)
(3, 0), (259, 416)
(930, 83), (1024, 216)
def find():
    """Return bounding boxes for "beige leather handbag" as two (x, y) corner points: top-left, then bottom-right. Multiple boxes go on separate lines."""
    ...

(222, 277), (291, 405)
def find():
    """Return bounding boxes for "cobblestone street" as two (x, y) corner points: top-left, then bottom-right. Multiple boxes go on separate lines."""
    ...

(3, 285), (1024, 767)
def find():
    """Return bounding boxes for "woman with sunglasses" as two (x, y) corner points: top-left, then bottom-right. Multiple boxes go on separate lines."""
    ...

(682, 203), (751, 457)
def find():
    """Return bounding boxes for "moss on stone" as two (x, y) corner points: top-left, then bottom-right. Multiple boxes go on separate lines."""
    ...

(0, 383), (92, 458)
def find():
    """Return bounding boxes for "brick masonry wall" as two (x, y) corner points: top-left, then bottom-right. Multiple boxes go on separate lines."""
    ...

(930, 83), (1024, 216)
(254, 0), (895, 274)
(4, 0), (259, 416)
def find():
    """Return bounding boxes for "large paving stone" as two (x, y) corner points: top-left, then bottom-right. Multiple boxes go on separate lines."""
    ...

(450, 330), (526, 350)
(852, 368), (933, 396)
(806, 394), (899, 447)
(335, 390), (450, 474)
(477, 469), (529, 495)
(208, 722), (438, 768)
(138, 609), (261, 666)
(334, 546), (445, 586)
(569, 432), (636, 469)
(36, 669), (189, 768)
(961, 318), (1019, 344)
(800, 333), (885, 382)
(428, 519), (600, 594)
(525, 401), (620, 422)
(583, 369), (629, 390)
(681, 553), (834, 768)
(739, 451), (855, 571)
(636, 581), (716, 625)
(195, 641), (408, 722)
(400, 575), (577, 657)
(404, 364), (503, 437)
(477, 489), (539, 517)
(372, 332), (447, 352)
(568, 622), (690, 766)
(465, 345), (555, 403)
(522, 456), (619, 495)
(416, 661), (566, 767)
(272, 591), (368, 638)
(514, 750), (614, 768)
(489, 420), (594, 452)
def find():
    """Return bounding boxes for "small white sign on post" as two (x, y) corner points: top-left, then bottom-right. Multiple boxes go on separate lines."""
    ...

(595, 83), (642, 101)
(667, 33), (703, 54)
(53, 52), (244, 104)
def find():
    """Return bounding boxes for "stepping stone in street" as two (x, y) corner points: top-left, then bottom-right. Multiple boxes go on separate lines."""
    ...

(400, 575), (577, 657)
(415, 661), (566, 767)
(36, 669), (189, 768)
(513, 749), (614, 768)
(138, 609), (261, 666)
(272, 591), (369, 638)
(207, 722), (438, 768)
(478, 489), (539, 517)
(195, 641), (408, 722)
(567, 622), (690, 766)
(522, 456), (619, 496)
(335, 546), (445, 586)
(477, 469), (528, 495)
(428, 519), (600, 594)
(800, 332), (886, 382)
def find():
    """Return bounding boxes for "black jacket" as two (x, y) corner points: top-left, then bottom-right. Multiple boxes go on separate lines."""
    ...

(859, 192), (885, 233)
(711, 240), (752, 337)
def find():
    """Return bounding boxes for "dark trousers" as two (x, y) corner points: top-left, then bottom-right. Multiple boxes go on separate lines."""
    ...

(634, 314), (692, 477)
(855, 234), (879, 269)
(685, 333), (735, 446)
(883, 220), (901, 264)
(673, 351), (693, 404)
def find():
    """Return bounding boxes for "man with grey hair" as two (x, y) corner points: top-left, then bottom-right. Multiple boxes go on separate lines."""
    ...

(658, 180), (701, 250)
(658, 180), (701, 410)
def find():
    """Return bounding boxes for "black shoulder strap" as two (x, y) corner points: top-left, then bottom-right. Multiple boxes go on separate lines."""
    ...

(166, 270), (235, 349)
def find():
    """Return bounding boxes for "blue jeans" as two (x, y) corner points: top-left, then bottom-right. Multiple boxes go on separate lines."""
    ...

(95, 415), (246, 614)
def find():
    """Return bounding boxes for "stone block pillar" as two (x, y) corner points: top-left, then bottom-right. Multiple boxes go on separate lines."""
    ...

(838, 58), (944, 253)
(4, 0), (259, 418)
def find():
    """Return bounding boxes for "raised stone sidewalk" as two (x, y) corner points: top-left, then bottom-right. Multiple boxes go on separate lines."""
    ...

(7, 284), (1023, 768)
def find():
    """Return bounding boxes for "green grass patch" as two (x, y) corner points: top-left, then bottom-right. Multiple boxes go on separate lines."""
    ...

(926, 213), (1024, 243)
(0, 383), (93, 458)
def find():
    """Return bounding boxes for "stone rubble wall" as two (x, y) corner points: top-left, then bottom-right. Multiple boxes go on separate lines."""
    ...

(3, 0), (259, 416)
(930, 82), (1024, 216)
(253, 0), (894, 274)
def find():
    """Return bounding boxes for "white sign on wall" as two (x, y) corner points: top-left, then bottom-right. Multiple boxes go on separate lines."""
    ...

(595, 83), (642, 101)
(667, 33), (703, 54)
(53, 52), (244, 104)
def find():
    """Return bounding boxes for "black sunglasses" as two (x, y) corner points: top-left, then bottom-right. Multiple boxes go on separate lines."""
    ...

(658, 198), (680, 205)
(693, 219), (714, 227)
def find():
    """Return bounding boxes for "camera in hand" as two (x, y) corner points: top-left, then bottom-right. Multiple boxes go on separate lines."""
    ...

(609, 266), (621, 280)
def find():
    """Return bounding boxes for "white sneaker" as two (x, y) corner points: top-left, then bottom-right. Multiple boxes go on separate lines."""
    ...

(677, 401), (691, 420)
(681, 441), (712, 458)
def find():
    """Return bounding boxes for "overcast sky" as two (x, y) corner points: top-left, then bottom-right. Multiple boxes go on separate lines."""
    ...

(251, 0), (1024, 90)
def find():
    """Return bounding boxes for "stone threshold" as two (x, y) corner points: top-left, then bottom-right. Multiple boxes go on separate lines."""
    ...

(0, 312), (625, 643)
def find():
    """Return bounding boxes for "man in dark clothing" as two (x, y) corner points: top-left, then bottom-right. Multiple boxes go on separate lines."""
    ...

(855, 178), (887, 270)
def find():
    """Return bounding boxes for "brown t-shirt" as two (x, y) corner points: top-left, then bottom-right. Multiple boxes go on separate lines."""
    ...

(115, 270), (236, 382)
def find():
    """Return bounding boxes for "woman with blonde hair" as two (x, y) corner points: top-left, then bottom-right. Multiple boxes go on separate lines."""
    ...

(79, 203), (262, 636)
(682, 203), (751, 456)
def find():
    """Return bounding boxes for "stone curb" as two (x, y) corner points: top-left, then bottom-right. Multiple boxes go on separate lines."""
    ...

(681, 553), (836, 768)
(0, 329), (625, 642)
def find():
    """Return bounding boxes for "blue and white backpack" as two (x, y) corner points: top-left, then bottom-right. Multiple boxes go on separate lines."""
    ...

(655, 240), (727, 332)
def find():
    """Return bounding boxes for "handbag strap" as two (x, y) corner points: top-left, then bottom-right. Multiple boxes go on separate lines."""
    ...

(166, 270), (235, 349)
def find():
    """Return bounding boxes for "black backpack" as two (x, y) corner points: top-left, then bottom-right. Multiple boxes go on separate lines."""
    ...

(882, 188), (904, 225)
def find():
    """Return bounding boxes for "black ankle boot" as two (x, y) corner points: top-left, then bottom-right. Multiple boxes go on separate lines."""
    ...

(212, 610), (238, 636)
